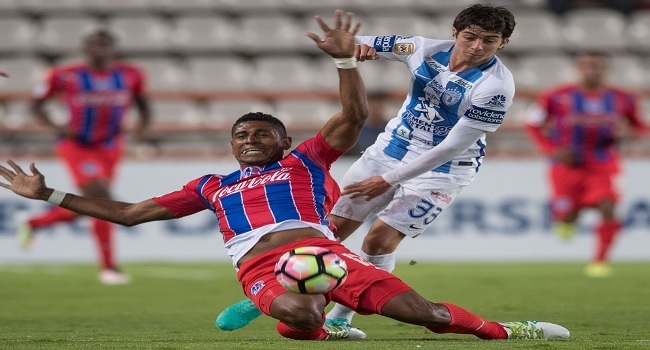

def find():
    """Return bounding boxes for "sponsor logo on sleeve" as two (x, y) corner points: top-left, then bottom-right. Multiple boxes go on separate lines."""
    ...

(373, 36), (397, 52)
(392, 42), (414, 55)
(484, 94), (507, 108)
(464, 105), (505, 125)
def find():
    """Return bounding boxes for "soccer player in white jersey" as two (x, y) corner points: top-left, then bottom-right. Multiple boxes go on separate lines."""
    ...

(217, 4), (518, 336)
(324, 3), (516, 329)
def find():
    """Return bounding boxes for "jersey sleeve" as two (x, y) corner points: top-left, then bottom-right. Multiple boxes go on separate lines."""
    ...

(623, 92), (648, 137)
(293, 132), (345, 170)
(151, 176), (211, 218)
(461, 72), (515, 132)
(524, 92), (555, 155)
(32, 67), (60, 99)
(130, 65), (146, 96)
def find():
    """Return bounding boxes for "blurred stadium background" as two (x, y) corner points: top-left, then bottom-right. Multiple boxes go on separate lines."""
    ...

(0, 0), (649, 265)
(0, 0), (649, 156)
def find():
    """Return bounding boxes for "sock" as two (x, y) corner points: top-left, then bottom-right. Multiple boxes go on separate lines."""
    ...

(360, 251), (396, 273)
(326, 303), (356, 324)
(276, 314), (327, 340)
(427, 302), (508, 340)
(594, 220), (621, 262)
(28, 206), (78, 229)
(92, 219), (114, 270)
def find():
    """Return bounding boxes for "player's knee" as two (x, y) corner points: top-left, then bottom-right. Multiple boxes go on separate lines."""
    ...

(406, 300), (450, 325)
(362, 231), (400, 255)
(383, 292), (450, 326)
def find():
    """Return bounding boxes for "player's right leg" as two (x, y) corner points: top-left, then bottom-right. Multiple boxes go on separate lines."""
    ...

(373, 280), (570, 340)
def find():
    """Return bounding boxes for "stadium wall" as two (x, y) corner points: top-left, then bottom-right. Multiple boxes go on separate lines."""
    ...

(1, 158), (649, 264)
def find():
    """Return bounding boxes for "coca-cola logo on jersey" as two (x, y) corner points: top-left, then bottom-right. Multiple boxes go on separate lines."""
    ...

(73, 92), (131, 106)
(212, 167), (292, 200)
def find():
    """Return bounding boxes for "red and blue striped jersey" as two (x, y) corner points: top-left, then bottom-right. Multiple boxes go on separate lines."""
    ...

(153, 133), (344, 257)
(527, 84), (646, 166)
(33, 62), (145, 145)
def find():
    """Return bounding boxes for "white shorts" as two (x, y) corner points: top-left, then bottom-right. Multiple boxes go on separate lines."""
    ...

(331, 146), (474, 238)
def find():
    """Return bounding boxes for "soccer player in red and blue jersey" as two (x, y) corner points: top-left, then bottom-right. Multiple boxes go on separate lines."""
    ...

(1, 11), (569, 341)
(526, 51), (647, 277)
(18, 30), (151, 285)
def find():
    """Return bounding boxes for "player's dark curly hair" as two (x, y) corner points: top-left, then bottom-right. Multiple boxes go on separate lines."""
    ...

(453, 4), (516, 39)
(232, 112), (288, 138)
(84, 29), (116, 45)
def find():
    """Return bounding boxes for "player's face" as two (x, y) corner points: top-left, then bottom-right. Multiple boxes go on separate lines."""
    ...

(84, 34), (115, 64)
(231, 121), (291, 167)
(453, 26), (507, 67)
(575, 54), (607, 88)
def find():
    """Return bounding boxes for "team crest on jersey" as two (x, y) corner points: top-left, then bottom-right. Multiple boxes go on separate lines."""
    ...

(392, 43), (414, 55)
(242, 166), (262, 178)
(250, 280), (265, 296)
(484, 95), (507, 108)
(441, 88), (462, 106)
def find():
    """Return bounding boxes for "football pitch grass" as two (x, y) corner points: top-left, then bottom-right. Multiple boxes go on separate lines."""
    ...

(1, 262), (649, 350)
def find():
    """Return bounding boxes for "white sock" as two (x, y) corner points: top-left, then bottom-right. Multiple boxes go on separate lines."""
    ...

(360, 251), (396, 273)
(326, 251), (396, 324)
(326, 303), (357, 324)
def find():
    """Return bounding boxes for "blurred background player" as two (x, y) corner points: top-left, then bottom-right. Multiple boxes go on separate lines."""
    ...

(525, 51), (647, 278)
(17, 29), (152, 285)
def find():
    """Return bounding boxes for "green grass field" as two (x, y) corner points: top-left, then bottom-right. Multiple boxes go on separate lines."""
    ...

(1, 262), (649, 350)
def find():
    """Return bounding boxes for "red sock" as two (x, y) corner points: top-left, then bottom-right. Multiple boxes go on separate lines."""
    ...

(28, 206), (78, 229)
(428, 303), (508, 340)
(594, 220), (621, 262)
(93, 219), (115, 270)
(276, 314), (327, 340)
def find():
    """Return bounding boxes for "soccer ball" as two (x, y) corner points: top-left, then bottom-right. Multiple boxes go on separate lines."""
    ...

(274, 246), (348, 294)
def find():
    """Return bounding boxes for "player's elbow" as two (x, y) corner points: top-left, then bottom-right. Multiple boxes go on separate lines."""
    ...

(113, 208), (147, 227)
(345, 104), (369, 127)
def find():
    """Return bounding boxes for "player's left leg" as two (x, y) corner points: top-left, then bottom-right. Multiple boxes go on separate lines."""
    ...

(329, 172), (469, 328)
(342, 262), (570, 340)
(586, 198), (620, 277)
(583, 168), (621, 277)
(381, 287), (570, 340)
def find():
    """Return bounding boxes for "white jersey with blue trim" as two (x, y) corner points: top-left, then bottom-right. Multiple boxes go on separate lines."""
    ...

(357, 35), (515, 175)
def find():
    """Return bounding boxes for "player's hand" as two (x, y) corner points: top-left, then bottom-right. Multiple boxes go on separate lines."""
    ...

(0, 161), (49, 200)
(306, 9), (361, 59)
(355, 44), (379, 61)
(342, 175), (392, 200)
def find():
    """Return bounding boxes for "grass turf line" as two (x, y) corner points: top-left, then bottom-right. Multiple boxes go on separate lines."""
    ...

(0, 262), (648, 349)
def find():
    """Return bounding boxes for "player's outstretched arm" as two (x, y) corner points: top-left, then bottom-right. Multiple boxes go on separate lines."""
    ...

(0, 160), (175, 226)
(343, 122), (486, 200)
(307, 10), (368, 152)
